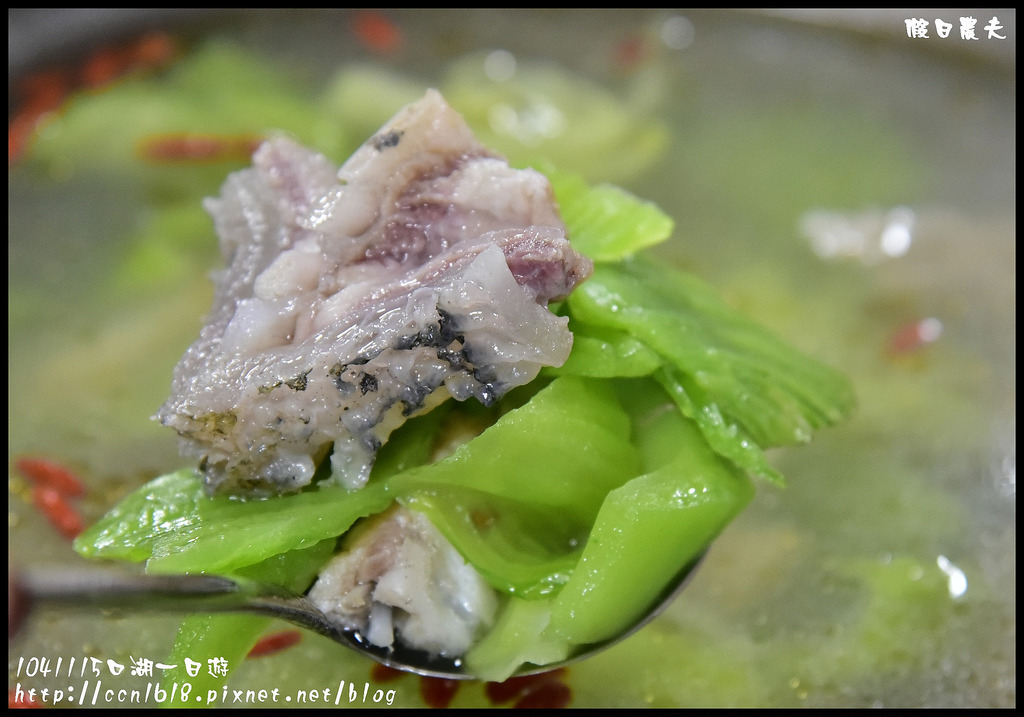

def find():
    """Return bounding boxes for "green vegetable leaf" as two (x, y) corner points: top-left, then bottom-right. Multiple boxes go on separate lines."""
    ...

(147, 481), (393, 574)
(548, 169), (675, 261)
(567, 256), (855, 482)
(73, 468), (201, 562)
(545, 404), (754, 645)
(466, 393), (755, 680)
(546, 321), (662, 378)
(395, 376), (641, 597)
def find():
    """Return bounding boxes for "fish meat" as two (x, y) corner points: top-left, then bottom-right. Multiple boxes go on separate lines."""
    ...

(308, 505), (499, 657)
(157, 90), (592, 496)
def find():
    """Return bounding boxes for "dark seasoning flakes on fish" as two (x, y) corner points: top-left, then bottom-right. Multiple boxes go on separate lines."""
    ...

(157, 89), (593, 498)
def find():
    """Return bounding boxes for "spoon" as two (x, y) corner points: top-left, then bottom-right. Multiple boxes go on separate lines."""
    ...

(10, 551), (705, 680)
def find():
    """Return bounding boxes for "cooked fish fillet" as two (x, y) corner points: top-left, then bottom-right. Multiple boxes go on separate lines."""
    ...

(157, 90), (592, 495)
(308, 505), (498, 657)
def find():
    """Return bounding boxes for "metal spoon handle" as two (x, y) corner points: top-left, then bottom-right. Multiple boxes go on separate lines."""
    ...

(10, 567), (341, 641)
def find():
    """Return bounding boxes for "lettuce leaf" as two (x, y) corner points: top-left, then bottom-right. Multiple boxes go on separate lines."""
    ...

(465, 383), (755, 680)
(74, 468), (202, 563)
(394, 376), (640, 597)
(563, 257), (855, 483)
(548, 170), (675, 262)
(548, 322), (663, 378)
